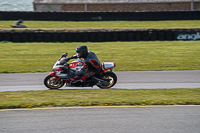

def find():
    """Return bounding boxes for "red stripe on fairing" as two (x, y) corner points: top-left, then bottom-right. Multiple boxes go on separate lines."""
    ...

(53, 67), (62, 71)
(50, 72), (56, 77)
(50, 72), (60, 81)
(113, 62), (116, 67)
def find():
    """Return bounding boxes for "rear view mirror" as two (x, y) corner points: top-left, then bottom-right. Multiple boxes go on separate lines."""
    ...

(61, 52), (68, 58)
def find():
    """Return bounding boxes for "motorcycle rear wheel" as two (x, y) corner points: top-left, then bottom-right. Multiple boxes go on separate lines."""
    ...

(97, 71), (117, 89)
(44, 75), (65, 90)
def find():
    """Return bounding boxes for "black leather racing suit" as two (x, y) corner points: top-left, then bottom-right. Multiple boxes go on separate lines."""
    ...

(68, 50), (101, 80)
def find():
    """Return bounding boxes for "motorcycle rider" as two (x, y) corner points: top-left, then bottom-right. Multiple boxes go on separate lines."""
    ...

(15, 19), (23, 26)
(11, 19), (27, 28)
(61, 45), (101, 85)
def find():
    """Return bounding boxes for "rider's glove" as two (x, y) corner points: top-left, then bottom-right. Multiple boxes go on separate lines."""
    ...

(61, 52), (68, 58)
(64, 57), (70, 62)
(60, 57), (70, 64)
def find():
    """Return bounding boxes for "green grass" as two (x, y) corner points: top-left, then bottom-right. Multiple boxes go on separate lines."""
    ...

(0, 89), (199, 109)
(0, 20), (199, 109)
(1, 20), (200, 30)
(0, 41), (200, 73)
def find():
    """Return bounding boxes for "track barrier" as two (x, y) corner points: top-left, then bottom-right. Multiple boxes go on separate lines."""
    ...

(0, 29), (200, 42)
(0, 11), (200, 21)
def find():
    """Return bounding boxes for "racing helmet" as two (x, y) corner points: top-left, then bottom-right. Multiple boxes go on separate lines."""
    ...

(76, 45), (88, 58)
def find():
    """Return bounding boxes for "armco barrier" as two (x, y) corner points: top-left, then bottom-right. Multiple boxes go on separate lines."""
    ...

(0, 29), (200, 42)
(0, 11), (200, 21)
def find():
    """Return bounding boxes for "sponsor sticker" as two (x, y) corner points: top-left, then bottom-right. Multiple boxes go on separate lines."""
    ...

(177, 32), (200, 40)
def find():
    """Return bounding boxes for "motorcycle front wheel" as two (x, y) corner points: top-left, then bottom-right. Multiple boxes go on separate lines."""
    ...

(44, 75), (65, 90)
(97, 71), (117, 89)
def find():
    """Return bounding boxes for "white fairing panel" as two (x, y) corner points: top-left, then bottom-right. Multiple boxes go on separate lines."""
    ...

(53, 60), (64, 69)
(103, 62), (115, 69)
(70, 66), (82, 71)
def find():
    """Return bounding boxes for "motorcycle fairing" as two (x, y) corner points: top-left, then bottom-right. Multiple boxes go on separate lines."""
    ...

(69, 59), (84, 71)
(53, 67), (62, 71)
(102, 61), (116, 71)
(50, 72), (60, 82)
(50, 72), (56, 77)
(53, 59), (64, 69)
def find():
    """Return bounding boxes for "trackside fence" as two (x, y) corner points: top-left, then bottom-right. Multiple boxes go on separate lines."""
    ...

(0, 11), (200, 21)
(0, 29), (199, 42)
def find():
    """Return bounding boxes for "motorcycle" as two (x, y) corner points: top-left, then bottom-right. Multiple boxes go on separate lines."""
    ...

(11, 25), (27, 28)
(44, 53), (117, 89)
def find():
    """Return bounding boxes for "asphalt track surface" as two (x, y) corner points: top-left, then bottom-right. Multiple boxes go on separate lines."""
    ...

(0, 71), (200, 91)
(1, 106), (200, 133)
(0, 72), (200, 133)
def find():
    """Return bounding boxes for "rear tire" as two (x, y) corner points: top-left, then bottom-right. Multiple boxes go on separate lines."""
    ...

(97, 71), (117, 89)
(44, 75), (65, 90)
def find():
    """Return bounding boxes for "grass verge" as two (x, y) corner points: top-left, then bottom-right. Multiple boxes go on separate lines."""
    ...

(0, 88), (199, 109)
(0, 41), (200, 73)
(0, 20), (200, 30)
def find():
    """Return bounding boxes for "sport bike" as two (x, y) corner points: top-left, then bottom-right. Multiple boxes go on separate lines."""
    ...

(44, 53), (117, 89)
(11, 25), (27, 28)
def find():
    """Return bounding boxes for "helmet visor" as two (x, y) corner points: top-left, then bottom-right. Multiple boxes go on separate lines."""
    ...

(76, 51), (83, 58)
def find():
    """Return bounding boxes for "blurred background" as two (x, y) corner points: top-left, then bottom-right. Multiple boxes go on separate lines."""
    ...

(0, 0), (33, 11)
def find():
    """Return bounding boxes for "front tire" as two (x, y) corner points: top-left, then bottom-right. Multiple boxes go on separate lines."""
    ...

(97, 71), (117, 89)
(44, 75), (65, 90)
